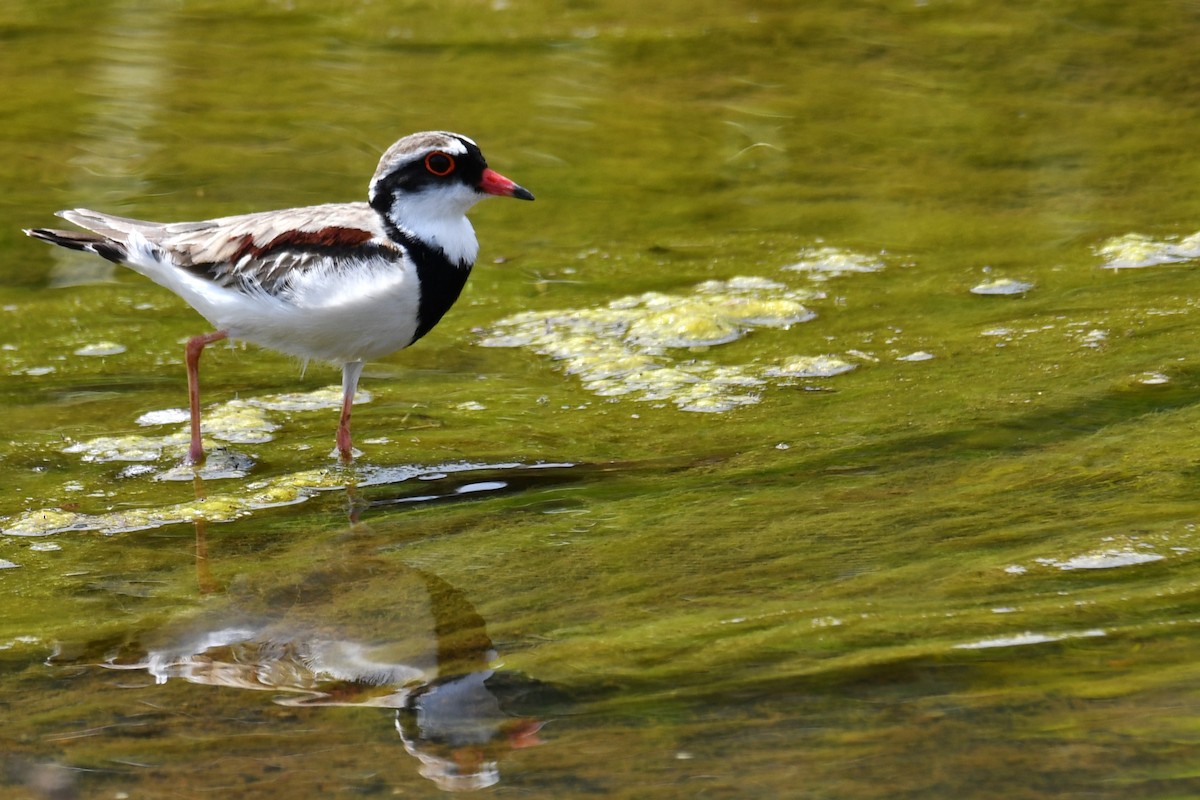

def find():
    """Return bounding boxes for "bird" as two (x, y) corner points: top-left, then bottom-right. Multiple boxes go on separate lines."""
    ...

(25, 131), (534, 465)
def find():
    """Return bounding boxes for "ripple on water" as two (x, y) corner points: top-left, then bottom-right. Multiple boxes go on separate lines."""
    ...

(1134, 371), (1171, 386)
(73, 341), (127, 357)
(1010, 537), (1172, 574)
(954, 629), (1106, 650)
(977, 320), (1115, 351)
(970, 278), (1034, 295)
(1045, 549), (1165, 570)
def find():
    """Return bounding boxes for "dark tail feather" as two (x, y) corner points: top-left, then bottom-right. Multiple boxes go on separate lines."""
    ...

(24, 228), (127, 264)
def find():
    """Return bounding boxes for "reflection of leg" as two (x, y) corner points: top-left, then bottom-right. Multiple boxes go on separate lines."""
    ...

(345, 481), (368, 527)
(337, 360), (365, 462)
(185, 330), (229, 464)
(192, 474), (217, 594)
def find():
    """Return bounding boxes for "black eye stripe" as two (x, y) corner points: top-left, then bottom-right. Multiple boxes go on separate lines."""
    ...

(370, 146), (488, 214)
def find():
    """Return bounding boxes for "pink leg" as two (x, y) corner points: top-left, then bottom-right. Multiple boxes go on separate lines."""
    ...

(185, 331), (229, 465)
(336, 393), (354, 462)
(337, 361), (365, 462)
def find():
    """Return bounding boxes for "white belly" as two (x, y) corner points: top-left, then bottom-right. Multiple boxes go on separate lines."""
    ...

(151, 253), (426, 364)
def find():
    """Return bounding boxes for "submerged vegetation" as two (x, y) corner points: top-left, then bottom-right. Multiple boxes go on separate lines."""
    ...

(2, 0), (1200, 797)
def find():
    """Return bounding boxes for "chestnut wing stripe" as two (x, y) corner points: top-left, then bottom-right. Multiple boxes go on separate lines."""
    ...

(181, 226), (392, 293)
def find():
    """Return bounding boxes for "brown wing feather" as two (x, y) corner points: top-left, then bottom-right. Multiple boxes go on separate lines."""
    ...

(57, 203), (406, 296)
(182, 225), (403, 295)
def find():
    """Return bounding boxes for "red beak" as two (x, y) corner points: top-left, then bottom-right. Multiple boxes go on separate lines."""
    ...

(479, 168), (534, 201)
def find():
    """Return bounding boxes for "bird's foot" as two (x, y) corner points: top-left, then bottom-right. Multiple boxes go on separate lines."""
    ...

(331, 445), (362, 464)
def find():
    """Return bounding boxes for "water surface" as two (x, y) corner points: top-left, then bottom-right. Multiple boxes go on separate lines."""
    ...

(3, 1), (1200, 797)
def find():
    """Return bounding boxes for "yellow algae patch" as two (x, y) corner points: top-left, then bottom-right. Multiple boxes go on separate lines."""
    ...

(764, 355), (857, 379)
(203, 399), (278, 444)
(627, 305), (745, 348)
(673, 377), (764, 412)
(479, 276), (830, 412)
(1097, 231), (1200, 269)
(782, 246), (885, 280)
(63, 387), (375, 470)
(63, 432), (189, 463)
(292, 468), (354, 489)
(153, 448), (254, 482)
(0, 461), (539, 537)
(1, 474), (311, 537)
(3, 508), (91, 536)
(250, 385), (372, 412)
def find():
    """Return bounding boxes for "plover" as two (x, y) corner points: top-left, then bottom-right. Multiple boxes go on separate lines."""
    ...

(25, 131), (534, 464)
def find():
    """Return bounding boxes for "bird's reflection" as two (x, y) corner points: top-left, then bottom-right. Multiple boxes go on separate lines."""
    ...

(47, 462), (599, 791)
(53, 554), (551, 792)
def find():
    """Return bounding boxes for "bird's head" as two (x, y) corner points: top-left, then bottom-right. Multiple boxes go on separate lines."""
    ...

(368, 131), (533, 222)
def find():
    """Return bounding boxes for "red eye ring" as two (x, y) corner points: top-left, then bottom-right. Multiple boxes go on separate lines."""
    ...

(425, 152), (456, 176)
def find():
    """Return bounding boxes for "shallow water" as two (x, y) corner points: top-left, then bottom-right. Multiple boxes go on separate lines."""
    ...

(4, 1), (1200, 797)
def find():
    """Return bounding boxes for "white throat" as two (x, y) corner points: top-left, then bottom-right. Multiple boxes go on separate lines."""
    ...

(386, 186), (482, 267)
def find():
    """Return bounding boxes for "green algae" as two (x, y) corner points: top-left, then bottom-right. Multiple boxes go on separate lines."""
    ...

(3, 0), (1200, 797)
